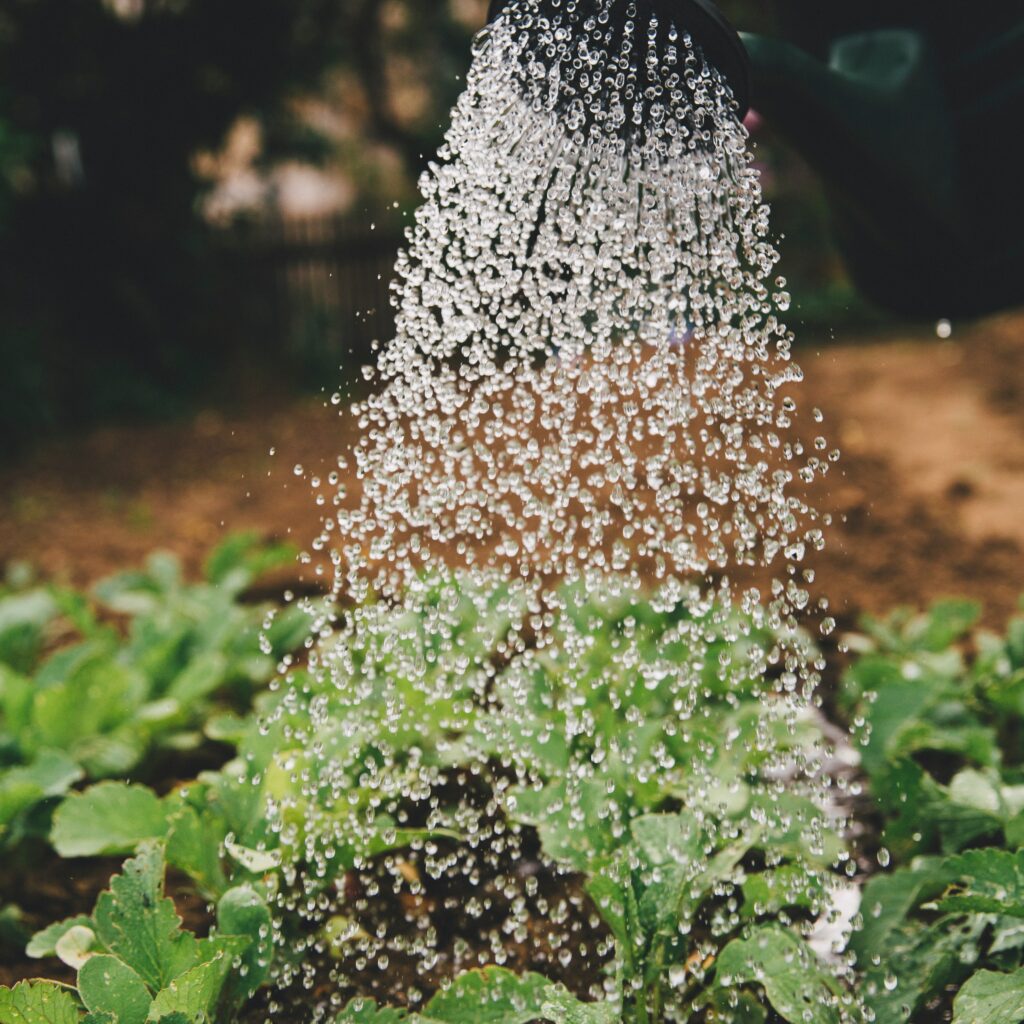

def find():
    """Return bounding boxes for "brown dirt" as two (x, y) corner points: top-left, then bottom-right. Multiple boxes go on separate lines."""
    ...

(2, 314), (1022, 627)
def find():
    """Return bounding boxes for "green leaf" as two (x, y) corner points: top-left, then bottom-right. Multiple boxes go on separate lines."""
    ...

(420, 968), (614, 1023)
(147, 951), (232, 1021)
(850, 859), (949, 960)
(0, 589), (60, 673)
(165, 653), (227, 705)
(0, 904), (28, 953)
(860, 914), (982, 1024)
(52, 784), (169, 858)
(538, 988), (617, 1023)
(953, 969), (1024, 1024)
(631, 812), (704, 866)
(716, 926), (842, 1024)
(335, 1000), (408, 1023)
(422, 968), (556, 1022)
(30, 661), (145, 757)
(223, 836), (280, 874)
(586, 857), (643, 981)
(79, 955), (153, 1024)
(704, 988), (768, 1024)
(0, 981), (79, 1024)
(204, 533), (294, 592)
(92, 843), (200, 992)
(27, 916), (95, 960)
(163, 802), (227, 899)
(216, 885), (271, 999)
(917, 599), (982, 652)
(0, 751), (84, 830)
(936, 849), (1024, 918)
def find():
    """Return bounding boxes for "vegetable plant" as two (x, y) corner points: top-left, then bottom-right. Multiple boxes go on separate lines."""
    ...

(13, 842), (270, 1024)
(0, 534), (310, 852)
(843, 598), (1024, 1024)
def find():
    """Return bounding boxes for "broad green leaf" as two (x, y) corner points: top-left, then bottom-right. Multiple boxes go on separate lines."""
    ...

(0, 665), (34, 737)
(949, 770), (1003, 816)
(27, 916), (95, 960)
(741, 864), (826, 920)
(147, 951), (232, 1021)
(874, 760), (1002, 858)
(92, 844), (200, 992)
(508, 779), (619, 871)
(953, 969), (1024, 1024)
(421, 968), (613, 1023)
(166, 653), (227, 705)
(73, 730), (148, 780)
(585, 865), (636, 969)
(164, 802), (227, 899)
(716, 926), (842, 1024)
(0, 904), (28, 952)
(850, 859), (949, 959)
(631, 812), (704, 866)
(0, 981), (79, 1024)
(52, 784), (168, 858)
(79, 955), (153, 1024)
(859, 677), (946, 778)
(936, 849), (1024, 917)
(703, 988), (768, 1024)
(860, 914), (982, 1024)
(422, 968), (556, 1022)
(205, 533), (296, 594)
(0, 589), (59, 673)
(217, 885), (271, 999)
(538, 988), (617, 1023)
(30, 661), (144, 755)
(0, 751), (83, 829)
(335, 1000), (408, 1022)
(916, 599), (982, 652)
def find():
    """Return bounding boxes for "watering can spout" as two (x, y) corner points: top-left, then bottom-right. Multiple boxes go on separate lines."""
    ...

(740, 29), (964, 317)
(740, 23), (1024, 318)
(741, 31), (954, 222)
(482, 2), (1024, 317)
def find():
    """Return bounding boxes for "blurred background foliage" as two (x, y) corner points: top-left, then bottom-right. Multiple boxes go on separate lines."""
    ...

(0, 0), (873, 456)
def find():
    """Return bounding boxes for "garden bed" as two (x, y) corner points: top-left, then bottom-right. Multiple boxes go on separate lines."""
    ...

(1, 313), (1023, 1022)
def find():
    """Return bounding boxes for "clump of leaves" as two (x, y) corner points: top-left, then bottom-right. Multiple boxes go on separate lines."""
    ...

(843, 597), (1024, 1023)
(0, 533), (311, 850)
(48, 577), (858, 1022)
(8, 842), (270, 1024)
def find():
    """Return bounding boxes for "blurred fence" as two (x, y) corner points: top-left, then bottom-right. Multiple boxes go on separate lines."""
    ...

(221, 213), (406, 368)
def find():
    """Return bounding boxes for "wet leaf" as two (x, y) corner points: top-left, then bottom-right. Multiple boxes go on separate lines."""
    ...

(51, 784), (168, 858)
(953, 969), (1024, 1024)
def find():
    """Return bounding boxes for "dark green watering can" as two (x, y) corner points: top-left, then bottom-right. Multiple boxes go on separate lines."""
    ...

(487, 0), (1024, 318)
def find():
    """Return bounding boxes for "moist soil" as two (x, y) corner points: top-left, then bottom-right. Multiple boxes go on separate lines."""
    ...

(2, 312), (1023, 1004)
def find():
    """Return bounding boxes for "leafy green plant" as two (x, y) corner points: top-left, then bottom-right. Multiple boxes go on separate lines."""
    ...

(842, 598), (1024, 1024)
(840, 598), (1024, 860)
(0, 533), (310, 850)
(8, 842), (270, 1024)
(36, 575), (858, 1022)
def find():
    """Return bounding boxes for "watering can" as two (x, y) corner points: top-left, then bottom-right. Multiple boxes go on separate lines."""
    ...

(486, 0), (1024, 318)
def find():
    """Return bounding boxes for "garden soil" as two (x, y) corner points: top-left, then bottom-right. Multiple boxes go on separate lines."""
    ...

(3, 313), (1022, 627)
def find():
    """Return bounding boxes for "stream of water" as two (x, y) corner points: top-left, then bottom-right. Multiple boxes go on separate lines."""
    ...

(262, 1), (849, 1017)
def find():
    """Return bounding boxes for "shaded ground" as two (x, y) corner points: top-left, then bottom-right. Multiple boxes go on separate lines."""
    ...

(3, 313), (1022, 627)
